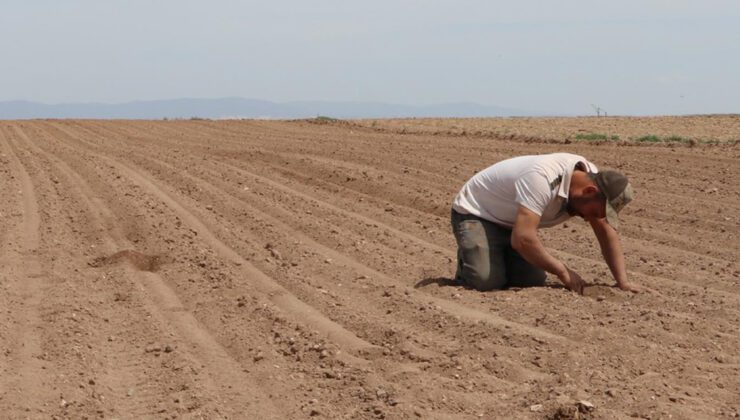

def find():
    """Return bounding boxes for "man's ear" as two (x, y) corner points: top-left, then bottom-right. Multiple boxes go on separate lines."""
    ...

(583, 185), (599, 196)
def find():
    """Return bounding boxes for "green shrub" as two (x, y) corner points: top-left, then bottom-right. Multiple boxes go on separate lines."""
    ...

(636, 135), (661, 143)
(315, 115), (338, 122)
(575, 133), (609, 141)
(665, 135), (691, 143)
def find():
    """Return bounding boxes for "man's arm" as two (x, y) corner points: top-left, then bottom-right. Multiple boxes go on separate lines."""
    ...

(588, 217), (640, 293)
(511, 206), (586, 294)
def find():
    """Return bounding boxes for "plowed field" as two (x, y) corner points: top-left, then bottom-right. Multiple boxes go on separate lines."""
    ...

(0, 119), (737, 419)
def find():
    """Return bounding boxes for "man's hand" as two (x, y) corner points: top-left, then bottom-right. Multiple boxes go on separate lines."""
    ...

(558, 268), (586, 295)
(617, 281), (641, 293)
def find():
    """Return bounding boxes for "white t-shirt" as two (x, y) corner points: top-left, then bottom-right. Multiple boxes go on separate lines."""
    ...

(452, 153), (598, 228)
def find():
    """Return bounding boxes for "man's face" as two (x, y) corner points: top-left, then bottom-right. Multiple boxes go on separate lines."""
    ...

(567, 193), (606, 220)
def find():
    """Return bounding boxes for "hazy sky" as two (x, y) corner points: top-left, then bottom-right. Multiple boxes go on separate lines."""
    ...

(2, 0), (739, 115)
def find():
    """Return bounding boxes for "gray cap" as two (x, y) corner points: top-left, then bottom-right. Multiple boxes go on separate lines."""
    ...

(593, 170), (633, 230)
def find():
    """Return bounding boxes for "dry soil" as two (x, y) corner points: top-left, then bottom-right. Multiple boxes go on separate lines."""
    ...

(0, 118), (737, 419)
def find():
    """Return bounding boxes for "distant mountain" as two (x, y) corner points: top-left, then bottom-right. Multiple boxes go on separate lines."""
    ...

(0, 98), (539, 119)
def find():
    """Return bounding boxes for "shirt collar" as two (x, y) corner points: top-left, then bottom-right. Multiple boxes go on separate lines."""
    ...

(558, 170), (572, 199)
(559, 160), (594, 200)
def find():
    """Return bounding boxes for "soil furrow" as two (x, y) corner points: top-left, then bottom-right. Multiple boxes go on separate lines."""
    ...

(0, 119), (735, 419)
(49, 124), (581, 347)
(18, 124), (283, 418)
(0, 126), (55, 417)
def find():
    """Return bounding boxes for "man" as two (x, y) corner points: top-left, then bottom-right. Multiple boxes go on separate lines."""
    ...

(450, 152), (640, 294)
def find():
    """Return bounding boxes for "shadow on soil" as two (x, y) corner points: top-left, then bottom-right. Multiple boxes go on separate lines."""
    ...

(414, 277), (555, 291)
(413, 276), (463, 289)
(414, 277), (626, 301)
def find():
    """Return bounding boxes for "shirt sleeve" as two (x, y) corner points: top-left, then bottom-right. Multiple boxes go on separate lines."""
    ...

(514, 171), (552, 216)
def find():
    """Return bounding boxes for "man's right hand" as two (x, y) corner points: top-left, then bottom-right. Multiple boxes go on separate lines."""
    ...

(559, 268), (586, 295)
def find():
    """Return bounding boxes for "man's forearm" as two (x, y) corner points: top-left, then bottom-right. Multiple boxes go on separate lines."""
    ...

(593, 222), (629, 285)
(512, 206), (586, 293)
(512, 233), (567, 278)
(601, 238), (628, 285)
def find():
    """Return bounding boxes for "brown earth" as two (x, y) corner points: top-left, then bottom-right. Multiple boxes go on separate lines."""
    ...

(354, 115), (740, 144)
(0, 118), (737, 419)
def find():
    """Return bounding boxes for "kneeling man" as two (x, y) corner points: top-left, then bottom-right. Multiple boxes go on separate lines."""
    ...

(451, 152), (640, 294)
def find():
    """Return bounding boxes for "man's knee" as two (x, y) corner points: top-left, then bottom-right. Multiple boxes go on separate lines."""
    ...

(460, 253), (506, 291)
(452, 214), (508, 292)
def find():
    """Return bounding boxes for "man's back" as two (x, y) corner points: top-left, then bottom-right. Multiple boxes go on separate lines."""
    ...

(452, 153), (598, 228)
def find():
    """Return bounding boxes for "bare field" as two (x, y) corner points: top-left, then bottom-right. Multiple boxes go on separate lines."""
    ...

(354, 115), (740, 144)
(0, 119), (737, 419)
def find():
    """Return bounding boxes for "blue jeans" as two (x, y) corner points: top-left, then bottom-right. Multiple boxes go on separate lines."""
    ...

(451, 210), (546, 291)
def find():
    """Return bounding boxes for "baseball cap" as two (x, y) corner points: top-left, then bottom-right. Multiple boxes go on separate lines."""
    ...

(593, 170), (633, 230)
